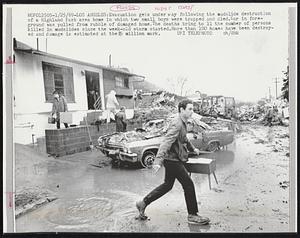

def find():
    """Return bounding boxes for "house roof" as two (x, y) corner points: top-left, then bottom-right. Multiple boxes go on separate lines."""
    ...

(13, 39), (145, 81)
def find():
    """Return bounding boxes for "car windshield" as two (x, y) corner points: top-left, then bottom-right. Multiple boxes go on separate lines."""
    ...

(144, 119), (165, 132)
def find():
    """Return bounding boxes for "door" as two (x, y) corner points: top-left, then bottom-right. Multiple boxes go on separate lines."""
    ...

(85, 71), (100, 110)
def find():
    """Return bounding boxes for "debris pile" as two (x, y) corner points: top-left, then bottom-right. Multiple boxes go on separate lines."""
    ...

(132, 108), (172, 123)
(133, 91), (242, 132)
(263, 105), (289, 126)
(236, 105), (264, 122)
(132, 91), (289, 131)
(135, 90), (185, 111)
(236, 100), (289, 127)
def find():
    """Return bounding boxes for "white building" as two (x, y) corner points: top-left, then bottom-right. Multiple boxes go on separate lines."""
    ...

(13, 39), (144, 144)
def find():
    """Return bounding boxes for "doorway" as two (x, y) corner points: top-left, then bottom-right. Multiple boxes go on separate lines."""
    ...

(85, 71), (101, 110)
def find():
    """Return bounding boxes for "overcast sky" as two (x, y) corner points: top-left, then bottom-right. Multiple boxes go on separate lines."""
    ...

(8, 3), (293, 102)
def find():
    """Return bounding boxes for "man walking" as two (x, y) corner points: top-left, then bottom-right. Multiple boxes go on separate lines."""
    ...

(51, 90), (69, 129)
(136, 99), (210, 225)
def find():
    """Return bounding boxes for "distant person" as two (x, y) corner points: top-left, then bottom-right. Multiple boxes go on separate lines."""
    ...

(105, 90), (119, 123)
(88, 90), (97, 109)
(134, 90), (143, 109)
(51, 90), (69, 129)
(263, 104), (275, 126)
(271, 105), (282, 125)
(137, 90), (143, 100)
(136, 99), (210, 225)
(86, 75), (100, 109)
(115, 106), (127, 132)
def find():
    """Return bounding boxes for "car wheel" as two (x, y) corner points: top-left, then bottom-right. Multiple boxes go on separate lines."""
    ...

(141, 151), (156, 168)
(207, 141), (219, 152)
(111, 158), (119, 167)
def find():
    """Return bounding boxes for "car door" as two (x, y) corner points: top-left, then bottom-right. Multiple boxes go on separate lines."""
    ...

(187, 132), (205, 150)
(186, 122), (206, 150)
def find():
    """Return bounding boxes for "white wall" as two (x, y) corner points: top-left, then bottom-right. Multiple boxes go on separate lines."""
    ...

(13, 111), (92, 144)
(13, 109), (135, 145)
(14, 113), (56, 144)
(13, 51), (106, 144)
(13, 51), (104, 114)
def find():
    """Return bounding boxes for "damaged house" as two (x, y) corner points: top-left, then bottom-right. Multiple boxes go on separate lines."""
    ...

(13, 39), (144, 145)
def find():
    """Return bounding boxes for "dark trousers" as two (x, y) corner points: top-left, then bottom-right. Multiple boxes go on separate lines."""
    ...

(143, 160), (199, 215)
(56, 119), (68, 129)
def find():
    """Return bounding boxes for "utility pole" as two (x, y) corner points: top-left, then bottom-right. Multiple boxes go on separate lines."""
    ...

(268, 87), (271, 101)
(36, 38), (39, 51)
(274, 77), (279, 99)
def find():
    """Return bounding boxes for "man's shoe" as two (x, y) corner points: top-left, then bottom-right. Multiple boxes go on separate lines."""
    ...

(188, 214), (210, 225)
(136, 200), (147, 217)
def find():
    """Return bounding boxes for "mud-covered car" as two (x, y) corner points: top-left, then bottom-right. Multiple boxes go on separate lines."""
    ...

(97, 114), (234, 168)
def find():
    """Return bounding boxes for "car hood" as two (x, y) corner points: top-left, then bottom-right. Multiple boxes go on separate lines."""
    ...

(103, 130), (165, 145)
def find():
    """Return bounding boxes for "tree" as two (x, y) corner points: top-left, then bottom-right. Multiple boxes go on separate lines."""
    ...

(177, 77), (188, 96)
(281, 66), (289, 101)
(165, 77), (189, 96)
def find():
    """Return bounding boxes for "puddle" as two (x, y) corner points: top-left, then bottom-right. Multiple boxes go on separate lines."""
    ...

(46, 197), (113, 226)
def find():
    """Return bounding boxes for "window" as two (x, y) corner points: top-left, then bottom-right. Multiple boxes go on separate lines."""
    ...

(124, 78), (129, 88)
(115, 76), (129, 88)
(115, 77), (123, 87)
(42, 62), (75, 102)
(54, 73), (64, 92)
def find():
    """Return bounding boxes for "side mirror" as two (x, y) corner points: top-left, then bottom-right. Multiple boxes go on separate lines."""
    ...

(193, 133), (197, 139)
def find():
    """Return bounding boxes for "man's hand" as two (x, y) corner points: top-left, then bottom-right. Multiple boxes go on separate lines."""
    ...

(194, 148), (200, 155)
(152, 164), (161, 174)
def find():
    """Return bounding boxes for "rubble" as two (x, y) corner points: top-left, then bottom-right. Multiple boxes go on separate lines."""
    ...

(132, 91), (243, 133)
(135, 90), (185, 110)
(131, 91), (187, 123)
(235, 100), (289, 127)
(132, 108), (172, 123)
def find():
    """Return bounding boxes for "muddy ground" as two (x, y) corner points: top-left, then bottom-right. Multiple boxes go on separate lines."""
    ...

(15, 124), (291, 232)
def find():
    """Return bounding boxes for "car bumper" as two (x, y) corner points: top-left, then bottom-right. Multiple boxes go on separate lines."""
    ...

(96, 145), (138, 163)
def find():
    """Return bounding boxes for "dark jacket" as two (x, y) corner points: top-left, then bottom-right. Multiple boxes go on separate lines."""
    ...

(155, 115), (196, 166)
(115, 111), (127, 132)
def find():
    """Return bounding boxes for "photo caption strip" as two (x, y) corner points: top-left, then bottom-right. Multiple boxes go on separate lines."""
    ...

(26, 4), (274, 38)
